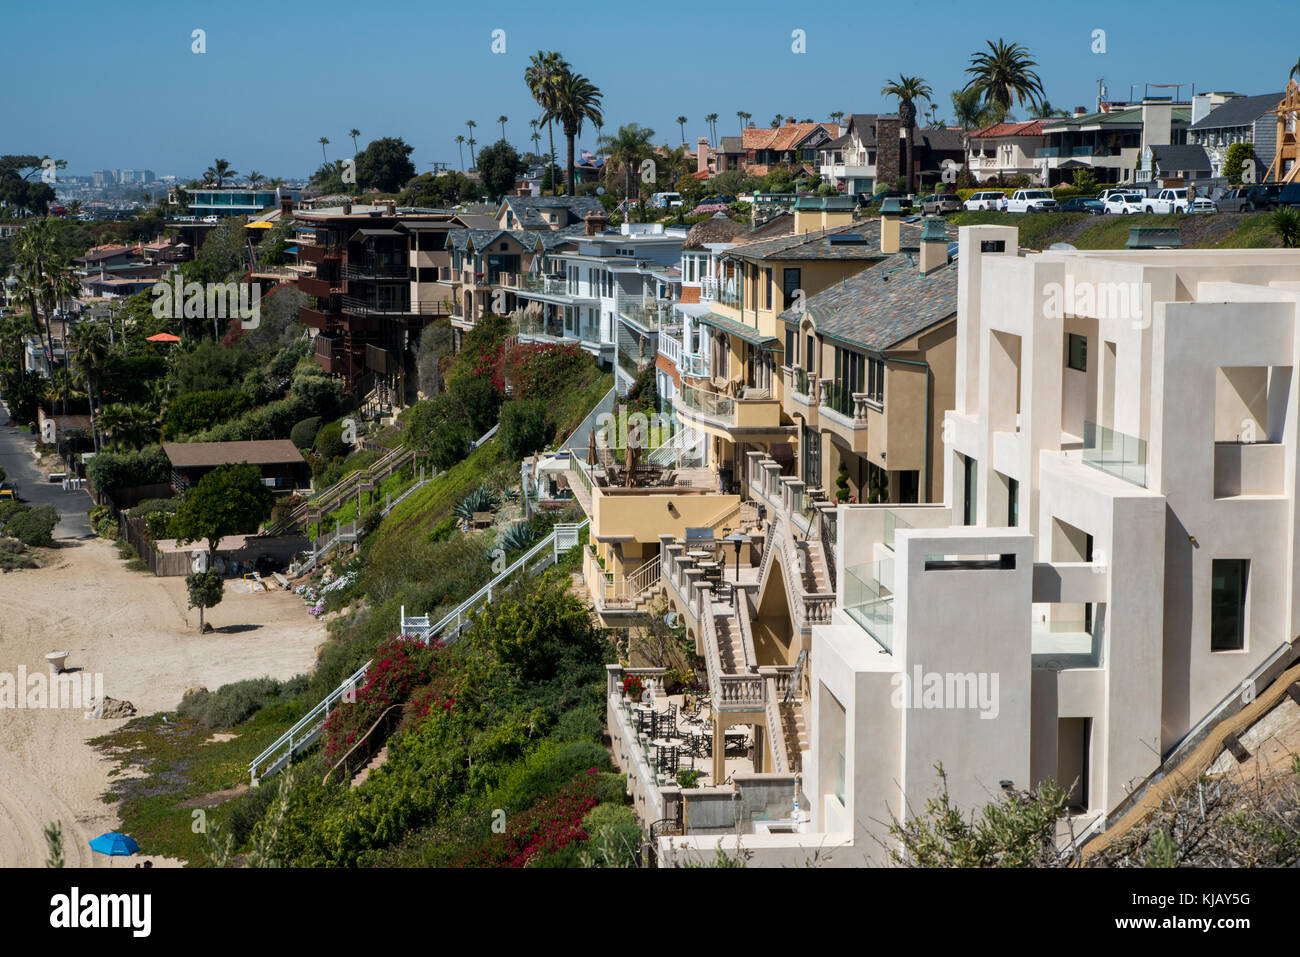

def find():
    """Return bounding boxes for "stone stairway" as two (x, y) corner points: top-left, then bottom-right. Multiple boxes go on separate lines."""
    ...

(794, 537), (830, 593)
(350, 744), (389, 789)
(714, 614), (746, 673)
(779, 699), (809, 771)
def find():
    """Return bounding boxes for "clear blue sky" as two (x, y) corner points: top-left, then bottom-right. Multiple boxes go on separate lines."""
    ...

(4, 0), (1298, 179)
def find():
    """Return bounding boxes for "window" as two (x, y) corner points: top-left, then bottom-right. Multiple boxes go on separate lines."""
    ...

(764, 268), (773, 310)
(783, 268), (802, 310)
(786, 329), (796, 364)
(805, 334), (815, 373)
(1211, 559), (1248, 651)
(963, 455), (977, 526)
(866, 357), (884, 403)
(1008, 477), (1019, 527)
(1067, 333), (1087, 372)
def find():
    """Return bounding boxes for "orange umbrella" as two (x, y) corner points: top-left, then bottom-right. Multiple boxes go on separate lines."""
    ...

(146, 333), (181, 343)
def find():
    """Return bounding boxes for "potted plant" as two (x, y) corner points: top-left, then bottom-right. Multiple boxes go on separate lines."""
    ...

(622, 674), (645, 702)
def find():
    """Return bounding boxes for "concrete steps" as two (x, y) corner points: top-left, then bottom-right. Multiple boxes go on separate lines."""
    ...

(351, 743), (389, 788)
(714, 616), (745, 673)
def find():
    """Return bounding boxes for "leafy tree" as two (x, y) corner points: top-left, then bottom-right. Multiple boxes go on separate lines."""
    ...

(835, 461), (850, 502)
(476, 140), (525, 202)
(449, 374), (502, 437)
(163, 389), (254, 438)
(1071, 167), (1098, 195)
(500, 398), (551, 461)
(314, 421), (347, 461)
(185, 569), (225, 632)
(356, 136), (416, 193)
(399, 171), (479, 208)
(597, 124), (656, 208)
(172, 463), (275, 561)
(1224, 143), (1257, 186)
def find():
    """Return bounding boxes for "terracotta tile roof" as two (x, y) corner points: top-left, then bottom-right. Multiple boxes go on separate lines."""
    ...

(742, 122), (840, 152)
(970, 120), (1043, 138)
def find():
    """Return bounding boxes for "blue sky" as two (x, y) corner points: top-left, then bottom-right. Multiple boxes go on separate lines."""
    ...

(4, 0), (1298, 179)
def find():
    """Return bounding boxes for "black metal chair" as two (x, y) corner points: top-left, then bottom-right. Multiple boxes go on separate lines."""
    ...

(655, 743), (680, 776)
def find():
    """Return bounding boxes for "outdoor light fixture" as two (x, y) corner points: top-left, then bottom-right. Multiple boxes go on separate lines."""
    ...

(999, 779), (1013, 790)
(724, 531), (749, 583)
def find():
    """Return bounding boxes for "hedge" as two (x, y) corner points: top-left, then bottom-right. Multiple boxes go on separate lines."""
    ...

(86, 445), (171, 491)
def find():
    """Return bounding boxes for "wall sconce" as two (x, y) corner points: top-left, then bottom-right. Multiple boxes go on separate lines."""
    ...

(1188, 535), (1198, 547)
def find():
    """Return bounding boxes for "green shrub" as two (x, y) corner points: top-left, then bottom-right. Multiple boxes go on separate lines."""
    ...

(163, 389), (254, 438)
(453, 485), (500, 521)
(499, 399), (551, 461)
(315, 422), (347, 461)
(176, 676), (309, 729)
(583, 803), (642, 867)
(0, 537), (37, 572)
(86, 445), (171, 491)
(554, 706), (603, 743)
(1, 504), (58, 546)
(290, 416), (323, 450)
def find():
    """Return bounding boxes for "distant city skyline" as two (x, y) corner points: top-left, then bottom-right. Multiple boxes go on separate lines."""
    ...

(6, 0), (1299, 179)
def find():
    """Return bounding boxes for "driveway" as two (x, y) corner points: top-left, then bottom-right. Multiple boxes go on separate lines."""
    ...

(0, 398), (93, 540)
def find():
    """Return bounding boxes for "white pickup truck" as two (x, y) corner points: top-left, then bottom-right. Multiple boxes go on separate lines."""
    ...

(1005, 189), (1059, 214)
(1143, 188), (1191, 214)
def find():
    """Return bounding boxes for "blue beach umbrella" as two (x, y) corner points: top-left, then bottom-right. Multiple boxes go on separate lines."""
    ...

(88, 832), (140, 866)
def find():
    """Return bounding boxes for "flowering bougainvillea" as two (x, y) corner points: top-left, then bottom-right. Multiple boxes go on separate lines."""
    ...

(503, 343), (587, 402)
(462, 773), (602, 868)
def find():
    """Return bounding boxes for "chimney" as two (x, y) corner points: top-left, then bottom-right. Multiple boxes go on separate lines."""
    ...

(342, 200), (352, 215)
(584, 210), (609, 236)
(1073, 106), (1088, 117)
(919, 219), (949, 274)
(697, 137), (711, 176)
(385, 200), (396, 215)
(279, 197), (293, 216)
(879, 197), (904, 254)
(786, 116), (796, 126)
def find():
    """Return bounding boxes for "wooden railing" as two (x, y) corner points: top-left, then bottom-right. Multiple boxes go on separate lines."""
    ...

(321, 704), (405, 787)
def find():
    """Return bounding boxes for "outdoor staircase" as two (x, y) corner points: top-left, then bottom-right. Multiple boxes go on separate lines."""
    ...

(779, 699), (808, 771)
(249, 519), (589, 784)
(350, 744), (388, 788)
(713, 615), (746, 673)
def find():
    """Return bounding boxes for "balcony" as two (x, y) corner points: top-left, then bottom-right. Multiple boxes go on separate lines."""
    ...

(299, 275), (347, 298)
(1032, 617), (1103, 671)
(845, 559), (893, 653)
(679, 353), (709, 379)
(296, 243), (340, 264)
(818, 380), (871, 451)
(344, 260), (408, 280)
(1214, 441), (1285, 498)
(299, 305), (330, 330)
(658, 330), (683, 366)
(340, 296), (452, 317)
(1082, 421), (1147, 488)
(617, 296), (670, 330)
(617, 345), (653, 379)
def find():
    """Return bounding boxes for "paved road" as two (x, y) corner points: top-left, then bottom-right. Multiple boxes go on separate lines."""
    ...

(0, 398), (93, 540)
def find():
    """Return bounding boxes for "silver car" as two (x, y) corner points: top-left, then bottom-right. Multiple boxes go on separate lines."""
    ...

(921, 193), (962, 215)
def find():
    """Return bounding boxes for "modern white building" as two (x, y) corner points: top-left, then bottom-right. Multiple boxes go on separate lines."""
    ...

(657, 225), (1300, 865)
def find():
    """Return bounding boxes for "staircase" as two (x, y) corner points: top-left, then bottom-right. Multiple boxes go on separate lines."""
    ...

(778, 699), (808, 770)
(249, 518), (589, 784)
(714, 615), (746, 673)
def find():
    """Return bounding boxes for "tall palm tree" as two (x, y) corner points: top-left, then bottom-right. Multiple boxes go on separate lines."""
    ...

(12, 220), (65, 409)
(770, 115), (782, 129)
(318, 137), (330, 165)
(455, 135), (466, 172)
(829, 110), (844, 126)
(737, 111), (751, 134)
(675, 116), (688, 146)
(597, 124), (655, 218)
(1290, 56), (1300, 82)
(525, 51), (570, 195)
(1028, 101), (1068, 119)
(705, 113), (719, 147)
(70, 321), (109, 450)
(205, 158), (237, 187)
(246, 170), (263, 188)
(349, 128), (360, 153)
(963, 39), (1045, 118)
(543, 70), (603, 197)
(881, 75), (933, 192)
(465, 121), (478, 167)
(529, 119), (542, 159)
(498, 115), (509, 140)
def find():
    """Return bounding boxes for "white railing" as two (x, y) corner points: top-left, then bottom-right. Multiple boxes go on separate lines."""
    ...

(658, 331), (683, 365)
(250, 517), (589, 784)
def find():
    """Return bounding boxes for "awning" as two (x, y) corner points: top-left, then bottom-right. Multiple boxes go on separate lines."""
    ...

(244, 221), (273, 229)
(696, 311), (779, 348)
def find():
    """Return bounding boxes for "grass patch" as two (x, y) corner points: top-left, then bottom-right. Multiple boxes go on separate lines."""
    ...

(947, 210), (1284, 252)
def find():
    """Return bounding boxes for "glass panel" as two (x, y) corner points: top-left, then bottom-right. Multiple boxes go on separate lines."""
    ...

(845, 559), (893, 653)
(1082, 421), (1148, 488)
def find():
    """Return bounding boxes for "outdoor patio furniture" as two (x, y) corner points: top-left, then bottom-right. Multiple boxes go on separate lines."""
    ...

(655, 743), (680, 776)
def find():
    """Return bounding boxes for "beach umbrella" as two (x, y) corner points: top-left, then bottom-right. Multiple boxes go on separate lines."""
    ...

(146, 333), (180, 343)
(88, 832), (139, 866)
(587, 427), (598, 467)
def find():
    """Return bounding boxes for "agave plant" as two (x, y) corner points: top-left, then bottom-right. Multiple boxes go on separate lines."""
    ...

(498, 521), (536, 554)
(453, 485), (501, 521)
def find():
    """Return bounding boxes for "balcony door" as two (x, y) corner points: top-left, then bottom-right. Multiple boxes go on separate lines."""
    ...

(802, 424), (822, 491)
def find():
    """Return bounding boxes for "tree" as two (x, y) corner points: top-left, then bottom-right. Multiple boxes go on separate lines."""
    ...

(476, 140), (526, 202)
(172, 463), (275, 562)
(185, 569), (225, 633)
(318, 137), (330, 165)
(881, 75), (933, 193)
(598, 124), (656, 212)
(835, 461), (850, 502)
(355, 136), (416, 193)
(348, 128), (360, 153)
(465, 121), (478, 168)
(500, 398), (550, 461)
(736, 111), (751, 134)
(676, 116), (688, 145)
(204, 159), (237, 187)
(1028, 100), (1067, 119)
(526, 51), (570, 195)
(70, 321), (110, 449)
(246, 170), (263, 188)
(543, 69), (603, 197)
(455, 135), (466, 172)
(1224, 142), (1257, 186)
(498, 115), (508, 140)
(951, 87), (999, 133)
(963, 39), (1045, 118)
(1292, 56), (1300, 81)
(1071, 167), (1098, 195)
(705, 113), (719, 147)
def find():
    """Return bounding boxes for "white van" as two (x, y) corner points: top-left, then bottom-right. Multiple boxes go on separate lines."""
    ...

(650, 192), (683, 209)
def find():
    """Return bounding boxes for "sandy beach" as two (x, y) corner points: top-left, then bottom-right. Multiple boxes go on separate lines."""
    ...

(0, 538), (327, 867)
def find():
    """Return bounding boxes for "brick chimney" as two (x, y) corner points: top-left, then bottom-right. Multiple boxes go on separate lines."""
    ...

(584, 210), (609, 235)
(697, 137), (712, 176)
(786, 116), (796, 125)
(279, 197), (293, 216)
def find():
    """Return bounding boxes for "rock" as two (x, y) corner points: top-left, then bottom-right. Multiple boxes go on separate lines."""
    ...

(89, 697), (137, 719)
(181, 686), (208, 700)
(201, 622), (214, 634)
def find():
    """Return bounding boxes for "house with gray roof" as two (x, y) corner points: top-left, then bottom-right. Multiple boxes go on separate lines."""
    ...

(495, 195), (605, 231)
(1189, 91), (1283, 180)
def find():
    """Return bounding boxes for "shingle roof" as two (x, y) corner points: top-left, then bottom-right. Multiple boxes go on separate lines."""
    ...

(497, 195), (604, 228)
(779, 248), (958, 351)
(845, 114), (879, 147)
(916, 128), (966, 152)
(719, 136), (744, 153)
(1149, 144), (1212, 172)
(1043, 106), (1191, 129)
(163, 440), (305, 469)
(729, 218), (918, 263)
(1189, 92), (1284, 131)
(697, 310), (779, 346)
(741, 122), (840, 152)
(970, 120), (1044, 138)
(445, 228), (542, 252)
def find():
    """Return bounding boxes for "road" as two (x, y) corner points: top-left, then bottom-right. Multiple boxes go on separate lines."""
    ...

(0, 398), (93, 539)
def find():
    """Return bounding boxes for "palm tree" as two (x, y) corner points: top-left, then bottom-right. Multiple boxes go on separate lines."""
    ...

(1290, 56), (1300, 82)
(349, 128), (360, 153)
(543, 70), (603, 197)
(526, 51), (570, 195)
(963, 39), (1045, 118)
(455, 135), (466, 172)
(880, 75), (933, 192)
(675, 116), (688, 146)
(1272, 207), (1300, 248)
(529, 119), (542, 158)
(705, 113), (719, 147)
(246, 170), (263, 188)
(69, 321), (110, 450)
(597, 124), (655, 218)
(466, 121), (478, 167)
(951, 87), (999, 133)
(771, 113), (783, 129)
(205, 158), (237, 187)
(498, 115), (509, 141)
(829, 110), (844, 126)
(13, 220), (66, 409)
(1028, 101), (1068, 119)
(318, 137), (330, 165)
(737, 111), (751, 134)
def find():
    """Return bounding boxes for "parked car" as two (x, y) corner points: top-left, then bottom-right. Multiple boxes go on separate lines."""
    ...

(1142, 188), (1208, 214)
(1190, 197), (1218, 213)
(1059, 197), (1105, 215)
(1216, 187), (1257, 213)
(1101, 192), (1146, 214)
(1264, 184), (1300, 208)
(964, 190), (1007, 211)
(921, 193), (962, 215)
(1098, 187), (1141, 204)
(1005, 189), (1059, 213)
(649, 192), (683, 209)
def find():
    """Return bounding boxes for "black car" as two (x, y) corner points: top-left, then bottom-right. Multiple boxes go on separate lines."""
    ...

(1059, 197), (1104, 215)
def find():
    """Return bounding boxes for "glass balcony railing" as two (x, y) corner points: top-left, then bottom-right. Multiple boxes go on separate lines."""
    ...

(1082, 421), (1147, 488)
(680, 353), (709, 379)
(821, 381), (853, 418)
(845, 560), (893, 653)
(676, 383), (735, 423)
(794, 367), (810, 397)
(883, 511), (912, 550)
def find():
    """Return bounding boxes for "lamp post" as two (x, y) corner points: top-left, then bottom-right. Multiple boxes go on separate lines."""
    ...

(723, 531), (749, 583)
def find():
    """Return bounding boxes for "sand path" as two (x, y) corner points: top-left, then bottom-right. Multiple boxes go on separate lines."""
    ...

(0, 538), (326, 867)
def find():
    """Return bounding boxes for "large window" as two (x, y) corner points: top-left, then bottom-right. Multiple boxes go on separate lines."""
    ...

(764, 268), (773, 310)
(1067, 333), (1087, 372)
(783, 268), (802, 311)
(1211, 559), (1248, 651)
(866, 356), (885, 403)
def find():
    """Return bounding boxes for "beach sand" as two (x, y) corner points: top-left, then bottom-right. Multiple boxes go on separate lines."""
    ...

(0, 538), (326, 867)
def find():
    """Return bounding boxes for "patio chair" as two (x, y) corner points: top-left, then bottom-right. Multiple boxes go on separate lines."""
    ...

(656, 744), (680, 776)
